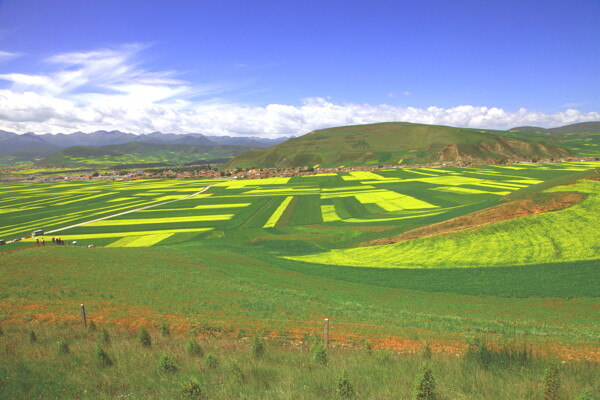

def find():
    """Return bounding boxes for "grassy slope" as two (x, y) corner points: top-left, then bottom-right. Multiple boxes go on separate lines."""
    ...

(227, 122), (572, 168)
(1, 245), (598, 346)
(287, 179), (600, 269)
(1, 164), (599, 363)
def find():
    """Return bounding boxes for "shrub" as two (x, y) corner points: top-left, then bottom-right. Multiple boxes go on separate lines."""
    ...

(312, 342), (328, 365)
(204, 354), (218, 369)
(182, 380), (204, 399)
(157, 353), (178, 373)
(101, 328), (111, 345)
(230, 362), (246, 382)
(186, 337), (204, 357)
(421, 343), (432, 360)
(413, 364), (436, 400)
(160, 323), (170, 337)
(57, 340), (69, 354)
(96, 344), (113, 367)
(575, 388), (598, 400)
(375, 349), (396, 363)
(138, 327), (151, 347)
(28, 330), (37, 343)
(252, 335), (265, 358)
(543, 361), (561, 400)
(464, 339), (532, 369)
(88, 320), (97, 331)
(336, 371), (354, 399)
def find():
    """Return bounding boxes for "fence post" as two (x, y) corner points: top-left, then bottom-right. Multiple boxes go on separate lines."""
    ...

(80, 304), (87, 328)
(323, 318), (329, 348)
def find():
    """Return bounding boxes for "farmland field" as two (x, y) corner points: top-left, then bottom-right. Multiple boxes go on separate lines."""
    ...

(1, 162), (599, 364)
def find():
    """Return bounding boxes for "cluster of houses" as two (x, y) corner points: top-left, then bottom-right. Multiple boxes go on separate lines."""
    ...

(1, 156), (598, 183)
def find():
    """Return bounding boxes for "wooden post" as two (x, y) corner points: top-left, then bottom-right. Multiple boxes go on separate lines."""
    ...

(80, 304), (87, 328)
(323, 318), (329, 348)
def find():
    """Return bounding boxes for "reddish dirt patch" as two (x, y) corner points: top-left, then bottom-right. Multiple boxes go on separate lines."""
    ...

(23, 304), (46, 310)
(0, 245), (39, 256)
(376, 335), (467, 355)
(363, 191), (586, 246)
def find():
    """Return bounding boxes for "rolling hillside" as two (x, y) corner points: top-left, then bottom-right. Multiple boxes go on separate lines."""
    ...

(36, 141), (258, 168)
(510, 121), (600, 135)
(227, 122), (573, 169)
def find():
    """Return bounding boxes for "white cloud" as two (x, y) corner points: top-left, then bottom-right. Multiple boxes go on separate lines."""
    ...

(0, 50), (21, 62)
(0, 45), (598, 137)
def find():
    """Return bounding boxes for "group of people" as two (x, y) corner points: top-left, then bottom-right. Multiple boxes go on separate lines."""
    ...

(34, 237), (75, 246)
(52, 237), (71, 245)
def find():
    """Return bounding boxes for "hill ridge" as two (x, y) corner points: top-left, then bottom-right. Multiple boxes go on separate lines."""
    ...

(227, 122), (574, 169)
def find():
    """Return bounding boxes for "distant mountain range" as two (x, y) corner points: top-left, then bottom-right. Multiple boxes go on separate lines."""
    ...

(2, 122), (600, 169)
(0, 130), (292, 163)
(227, 121), (600, 169)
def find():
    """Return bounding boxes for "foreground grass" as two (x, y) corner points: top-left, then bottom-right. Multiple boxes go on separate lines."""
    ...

(1, 244), (599, 362)
(0, 323), (598, 400)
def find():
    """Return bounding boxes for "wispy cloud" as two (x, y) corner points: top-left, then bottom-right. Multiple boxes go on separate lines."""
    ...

(0, 50), (22, 62)
(562, 101), (590, 108)
(0, 44), (598, 136)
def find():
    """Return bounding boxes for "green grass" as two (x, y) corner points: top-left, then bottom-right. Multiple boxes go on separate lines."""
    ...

(0, 323), (598, 400)
(1, 163), (599, 360)
(287, 179), (600, 269)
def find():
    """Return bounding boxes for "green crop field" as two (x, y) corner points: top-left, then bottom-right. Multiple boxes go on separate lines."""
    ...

(1, 162), (600, 398)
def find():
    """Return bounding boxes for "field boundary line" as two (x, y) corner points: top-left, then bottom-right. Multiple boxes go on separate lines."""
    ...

(46, 185), (213, 234)
(0, 245), (39, 256)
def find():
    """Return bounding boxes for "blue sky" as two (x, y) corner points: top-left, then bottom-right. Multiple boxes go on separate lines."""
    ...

(0, 0), (599, 136)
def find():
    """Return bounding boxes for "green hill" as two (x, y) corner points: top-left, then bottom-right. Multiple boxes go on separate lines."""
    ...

(509, 122), (600, 158)
(227, 122), (572, 169)
(37, 141), (256, 168)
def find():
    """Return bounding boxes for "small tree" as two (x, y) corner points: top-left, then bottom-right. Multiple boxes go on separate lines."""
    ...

(138, 327), (151, 347)
(336, 371), (354, 399)
(204, 354), (218, 369)
(160, 323), (170, 337)
(312, 342), (328, 365)
(28, 330), (37, 343)
(57, 340), (69, 354)
(157, 353), (178, 373)
(420, 343), (432, 360)
(575, 387), (597, 400)
(182, 380), (204, 399)
(96, 344), (113, 367)
(101, 328), (111, 345)
(252, 335), (265, 358)
(186, 337), (203, 356)
(414, 364), (437, 400)
(543, 361), (561, 400)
